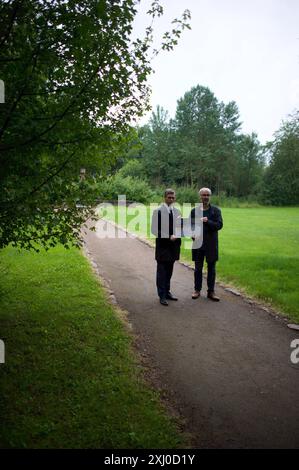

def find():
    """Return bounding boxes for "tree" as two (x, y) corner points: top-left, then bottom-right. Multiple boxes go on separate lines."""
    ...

(117, 158), (146, 180)
(0, 0), (191, 250)
(174, 85), (241, 192)
(234, 133), (264, 197)
(263, 111), (299, 205)
(140, 105), (171, 185)
(135, 85), (266, 199)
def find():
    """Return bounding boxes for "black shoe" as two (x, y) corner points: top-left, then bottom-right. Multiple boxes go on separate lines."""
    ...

(166, 292), (178, 301)
(207, 291), (220, 301)
(160, 298), (168, 306)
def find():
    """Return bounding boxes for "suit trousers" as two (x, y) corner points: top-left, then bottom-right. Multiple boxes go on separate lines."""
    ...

(156, 261), (174, 299)
(194, 251), (216, 292)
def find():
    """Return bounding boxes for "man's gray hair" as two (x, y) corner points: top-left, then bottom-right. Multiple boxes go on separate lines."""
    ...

(199, 187), (212, 195)
(164, 188), (175, 197)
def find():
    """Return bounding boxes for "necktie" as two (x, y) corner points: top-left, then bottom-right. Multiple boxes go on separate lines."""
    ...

(169, 209), (174, 236)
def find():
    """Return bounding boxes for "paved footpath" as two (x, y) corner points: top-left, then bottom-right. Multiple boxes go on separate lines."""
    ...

(84, 219), (299, 449)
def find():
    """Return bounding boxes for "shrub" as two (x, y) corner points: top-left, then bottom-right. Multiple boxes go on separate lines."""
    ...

(117, 160), (147, 180)
(175, 186), (198, 204)
(96, 175), (155, 204)
(211, 195), (261, 208)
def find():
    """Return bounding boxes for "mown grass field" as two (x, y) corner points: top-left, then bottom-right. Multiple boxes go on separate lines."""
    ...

(0, 246), (184, 448)
(99, 205), (299, 322)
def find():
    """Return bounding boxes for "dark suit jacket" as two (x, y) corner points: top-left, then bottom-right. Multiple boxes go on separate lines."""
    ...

(151, 205), (181, 262)
(190, 205), (223, 263)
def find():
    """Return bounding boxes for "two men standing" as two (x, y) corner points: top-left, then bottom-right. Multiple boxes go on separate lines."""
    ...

(151, 187), (223, 305)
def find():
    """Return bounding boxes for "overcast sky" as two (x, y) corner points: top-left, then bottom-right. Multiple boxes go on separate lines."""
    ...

(133, 0), (299, 144)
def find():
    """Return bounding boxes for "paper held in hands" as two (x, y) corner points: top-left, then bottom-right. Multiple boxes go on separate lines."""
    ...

(175, 218), (203, 248)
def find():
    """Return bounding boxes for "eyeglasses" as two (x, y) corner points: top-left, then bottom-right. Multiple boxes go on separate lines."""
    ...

(201, 194), (210, 197)
(166, 196), (175, 199)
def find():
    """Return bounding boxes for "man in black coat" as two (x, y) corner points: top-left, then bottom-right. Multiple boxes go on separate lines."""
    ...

(190, 187), (223, 301)
(151, 189), (181, 306)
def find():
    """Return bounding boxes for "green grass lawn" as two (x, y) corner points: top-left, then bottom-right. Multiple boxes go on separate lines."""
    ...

(0, 246), (184, 448)
(99, 204), (299, 322)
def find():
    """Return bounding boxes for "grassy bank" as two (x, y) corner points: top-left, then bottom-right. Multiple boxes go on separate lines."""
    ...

(0, 246), (184, 448)
(99, 205), (299, 322)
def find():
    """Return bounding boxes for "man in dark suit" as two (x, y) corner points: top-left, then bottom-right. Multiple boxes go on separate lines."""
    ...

(190, 187), (223, 301)
(151, 189), (181, 306)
